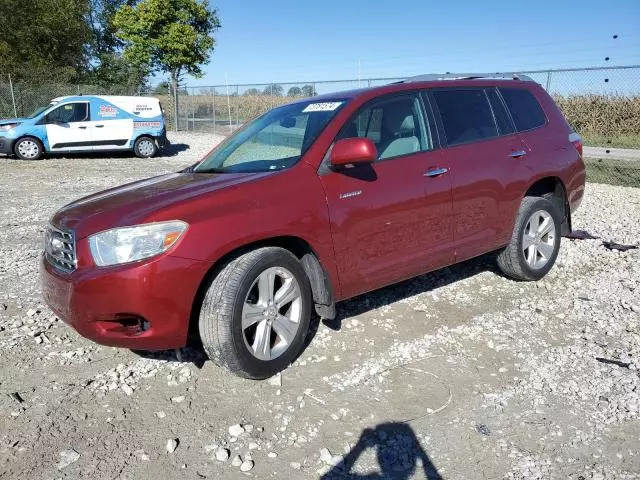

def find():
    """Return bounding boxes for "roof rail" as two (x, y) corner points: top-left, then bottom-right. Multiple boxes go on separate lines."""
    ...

(403, 72), (535, 83)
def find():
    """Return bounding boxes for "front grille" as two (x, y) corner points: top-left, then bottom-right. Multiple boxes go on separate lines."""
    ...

(45, 224), (77, 272)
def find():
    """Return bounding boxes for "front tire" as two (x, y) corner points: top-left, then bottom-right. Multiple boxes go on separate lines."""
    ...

(14, 137), (44, 160)
(198, 247), (312, 379)
(497, 196), (562, 281)
(133, 136), (157, 158)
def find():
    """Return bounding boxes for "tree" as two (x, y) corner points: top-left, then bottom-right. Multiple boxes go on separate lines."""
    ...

(263, 84), (283, 96)
(287, 86), (302, 97)
(244, 88), (260, 96)
(84, 0), (146, 91)
(113, 0), (221, 129)
(0, 0), (91, 82)
(301, 84), (317, 97)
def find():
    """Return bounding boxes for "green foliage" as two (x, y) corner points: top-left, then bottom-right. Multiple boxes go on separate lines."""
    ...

(263, 84), (283, 96)
(113, 0), (220, 82)
(0, 0), (91, 82)
(287, 86), (302, 97)
(244, 88), (260, 96)
(301, 84), (317, 97)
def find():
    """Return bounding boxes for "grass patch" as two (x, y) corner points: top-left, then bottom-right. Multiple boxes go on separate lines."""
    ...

(582, 134), (640, 149)
(585, 157), (640, 187)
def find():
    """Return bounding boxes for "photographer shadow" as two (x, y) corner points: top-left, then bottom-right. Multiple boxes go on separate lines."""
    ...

(322, 422), (442, 480)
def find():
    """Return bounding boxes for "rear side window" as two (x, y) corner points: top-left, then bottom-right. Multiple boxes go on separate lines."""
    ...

(432, 89), (498, 146)
(499, 88), (546, 131)
(486, 88), (515, 135)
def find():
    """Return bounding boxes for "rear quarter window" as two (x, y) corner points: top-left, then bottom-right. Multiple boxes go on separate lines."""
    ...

(499, 88), (546, 132)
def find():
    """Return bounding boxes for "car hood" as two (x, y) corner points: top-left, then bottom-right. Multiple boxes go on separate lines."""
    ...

(0, 118), (26, 126)
(52, 171), (272, 239)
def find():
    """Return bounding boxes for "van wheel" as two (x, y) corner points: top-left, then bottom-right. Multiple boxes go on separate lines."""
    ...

(133, 136), (157, 158)
(199, 247), (312, 379)
(14, 137), (44, 160)
(497, 196), (561, 281)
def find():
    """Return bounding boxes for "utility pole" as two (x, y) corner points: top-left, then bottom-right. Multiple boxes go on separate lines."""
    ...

(8, 74), (17, 118)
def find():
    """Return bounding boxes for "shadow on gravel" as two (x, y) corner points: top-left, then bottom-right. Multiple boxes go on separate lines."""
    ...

(131, 346), (208, 369)
(322, 252), (498, 331)
(321, 422), (442, 479)
(132, 253), (498, 370)
(162, 143), (189, 157)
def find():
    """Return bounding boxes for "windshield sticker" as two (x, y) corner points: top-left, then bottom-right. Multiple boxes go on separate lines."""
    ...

(302, 102), (343, 113)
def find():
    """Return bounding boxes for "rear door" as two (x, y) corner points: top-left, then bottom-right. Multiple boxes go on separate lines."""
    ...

(44, 102), (93, 151)
(428, 87), (527, 262)
(320, 92), (454, 299)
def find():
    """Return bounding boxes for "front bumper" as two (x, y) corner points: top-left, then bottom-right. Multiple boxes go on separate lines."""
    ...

(41, 253), (209, 350)
(0, 136), (12, 155)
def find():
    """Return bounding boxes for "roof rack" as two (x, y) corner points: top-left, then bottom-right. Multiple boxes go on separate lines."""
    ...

(402, 72), (535, 83)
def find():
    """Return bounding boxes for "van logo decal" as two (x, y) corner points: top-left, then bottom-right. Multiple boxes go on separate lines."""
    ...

(99, 105), (118, 117)
(339, 190), (362, 199)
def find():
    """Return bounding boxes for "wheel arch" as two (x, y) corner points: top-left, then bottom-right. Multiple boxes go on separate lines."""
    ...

(523, 176), (571, 235)
(187, 235), (336, 345)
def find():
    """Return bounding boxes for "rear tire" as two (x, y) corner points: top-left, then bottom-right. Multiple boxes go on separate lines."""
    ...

(133, 136), (157, 158)
(497, 196), (562, 281)
(198, 247), (312, 379)
(14, 137), (44, 160)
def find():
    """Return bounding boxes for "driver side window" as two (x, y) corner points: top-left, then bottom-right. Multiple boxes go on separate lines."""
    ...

(337, 94), (432, 160)
(47, 103), (89, 124)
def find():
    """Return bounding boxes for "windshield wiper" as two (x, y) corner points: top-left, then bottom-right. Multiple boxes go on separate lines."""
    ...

(193, 167), (230, 174)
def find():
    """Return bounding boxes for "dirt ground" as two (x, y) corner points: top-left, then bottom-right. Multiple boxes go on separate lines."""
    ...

(0, 133), (639, 480)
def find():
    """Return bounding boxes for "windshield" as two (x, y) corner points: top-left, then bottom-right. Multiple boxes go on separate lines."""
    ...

(194, 99), (348, 173)
(28, 102), (56, 119)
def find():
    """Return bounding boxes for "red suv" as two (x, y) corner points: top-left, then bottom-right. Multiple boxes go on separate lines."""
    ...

(41, 74), (586, 379)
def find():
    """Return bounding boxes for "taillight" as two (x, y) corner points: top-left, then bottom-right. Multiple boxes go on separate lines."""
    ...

(569, 132), (583, 158)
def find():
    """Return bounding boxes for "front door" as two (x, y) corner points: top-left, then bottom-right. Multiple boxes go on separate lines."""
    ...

(320, 92), (454, 299)
(44, 102), (92, 151)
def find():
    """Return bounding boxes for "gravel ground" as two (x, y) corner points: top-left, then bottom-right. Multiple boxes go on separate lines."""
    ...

(0, 132), (639, 480)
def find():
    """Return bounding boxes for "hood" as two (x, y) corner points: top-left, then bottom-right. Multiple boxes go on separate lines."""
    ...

(0, 118), (26, 126)
(52, 171), (272, 239)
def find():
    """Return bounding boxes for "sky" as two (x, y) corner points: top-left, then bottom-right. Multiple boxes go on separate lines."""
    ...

(186, 0), (640, 88)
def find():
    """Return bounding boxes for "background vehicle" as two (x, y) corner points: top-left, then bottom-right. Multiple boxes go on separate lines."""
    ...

(41, 74), (586, 379)
(0, 95), (167, 160)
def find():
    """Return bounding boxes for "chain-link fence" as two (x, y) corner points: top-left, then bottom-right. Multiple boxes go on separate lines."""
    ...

(0, 77), (140, 120)
(1, 66), (639, 186)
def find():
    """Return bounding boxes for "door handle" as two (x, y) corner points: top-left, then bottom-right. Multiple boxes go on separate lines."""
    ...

(509, 150), (527, 158)
(95, 125), (105, 128)
(424, 167), (448, 177)
(77, 126), (88, 129)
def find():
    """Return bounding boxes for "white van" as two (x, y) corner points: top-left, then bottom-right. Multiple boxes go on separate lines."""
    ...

(0, 95), (168, 160)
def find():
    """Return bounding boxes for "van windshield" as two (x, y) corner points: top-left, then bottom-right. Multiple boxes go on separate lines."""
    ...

(194, 99), (348, 173)
(28, 102), (56, 119)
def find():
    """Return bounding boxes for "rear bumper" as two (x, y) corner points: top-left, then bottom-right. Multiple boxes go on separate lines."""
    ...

(41, 253), (209, 350)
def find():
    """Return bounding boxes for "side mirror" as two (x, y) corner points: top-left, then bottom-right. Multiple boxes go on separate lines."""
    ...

(330, 138), (377, 168)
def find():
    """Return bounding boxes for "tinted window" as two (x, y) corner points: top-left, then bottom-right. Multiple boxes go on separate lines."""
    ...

(432, 89), (498, 146)
(486, 88), (515, 135)
(47, 103), (89, 123)
(499, 88), (546, 131)
(337, 94), (432, 159)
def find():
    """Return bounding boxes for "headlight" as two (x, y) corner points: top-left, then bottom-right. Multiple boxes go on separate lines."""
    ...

(0, 123), (18, 131)
(88, 220), (188, 266)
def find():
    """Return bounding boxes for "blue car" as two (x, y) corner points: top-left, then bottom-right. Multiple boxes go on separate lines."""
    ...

(0, 95), (168, 160)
